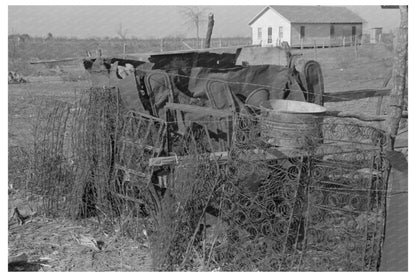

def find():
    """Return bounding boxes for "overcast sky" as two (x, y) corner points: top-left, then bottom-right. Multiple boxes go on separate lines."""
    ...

(8, 5), (401, 38)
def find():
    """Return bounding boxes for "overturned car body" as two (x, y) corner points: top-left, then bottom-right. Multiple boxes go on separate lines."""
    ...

(84, 45), (324, 114)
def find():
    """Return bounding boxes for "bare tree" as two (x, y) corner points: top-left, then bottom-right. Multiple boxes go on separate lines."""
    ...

(116, 23), (128, 40)
(179, 6), (207, 47)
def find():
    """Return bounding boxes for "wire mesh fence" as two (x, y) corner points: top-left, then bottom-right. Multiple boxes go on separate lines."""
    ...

(28, 87), (390, 271)
(146, 113), (388, 271)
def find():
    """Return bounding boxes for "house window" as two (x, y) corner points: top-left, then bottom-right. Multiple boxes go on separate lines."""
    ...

(300, 26), (305, 39)
(279, 26), (283, 39)
(258, 27), (262, 40)
(268, 27), (272, 43)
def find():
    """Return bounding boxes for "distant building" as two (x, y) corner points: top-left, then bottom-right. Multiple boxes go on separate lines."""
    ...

(370, 27), (383, 43)
(248, 6), (365, 48)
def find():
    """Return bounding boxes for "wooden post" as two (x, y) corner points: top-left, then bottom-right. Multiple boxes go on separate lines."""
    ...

(379, 5), (408, 272)
(281, 41), (291, 65)
(123, 43), (126, 58)
(354, 36), (358, 58)
(300, 38), (303, 49)
(343, 36), (346, 47)
(219, 37), (222, 48)
(314, 40), (317, 60)
(386, 6), (408, 148)
(204, 13), (215, 49)
(376, 70), (392, 129)
(160, 38), (164, 52)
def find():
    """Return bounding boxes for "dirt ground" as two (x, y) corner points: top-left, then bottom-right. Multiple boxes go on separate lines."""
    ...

(7, 44), (396, 272)
(8, 189), (152, 272)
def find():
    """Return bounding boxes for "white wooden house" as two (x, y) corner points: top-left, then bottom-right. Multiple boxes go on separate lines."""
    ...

(249, 6), (364, 48)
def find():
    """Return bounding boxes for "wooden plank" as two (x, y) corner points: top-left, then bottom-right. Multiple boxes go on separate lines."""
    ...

(149, 149), (283, 167)
(165, 103), (233, 118)
(8, 253), (28, 264)
(149, 151), (229, 166)
(324, 88), (391, 103)
(149, 143), (380, 167)
(29, 57), (81, 64)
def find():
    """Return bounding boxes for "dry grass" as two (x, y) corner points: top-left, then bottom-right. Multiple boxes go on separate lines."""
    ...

(8, 191), (151, 271)
(292, 44), (394, 92)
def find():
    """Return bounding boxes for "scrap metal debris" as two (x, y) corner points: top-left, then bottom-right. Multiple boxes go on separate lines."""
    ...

(8, 71), (27, 84)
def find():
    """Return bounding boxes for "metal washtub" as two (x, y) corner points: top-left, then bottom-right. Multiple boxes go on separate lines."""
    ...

(260, 99), (327, 149)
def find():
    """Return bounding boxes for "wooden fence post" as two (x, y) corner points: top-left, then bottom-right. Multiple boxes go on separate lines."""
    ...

(160, 38), (164, 52)
(354, 37), (358, 58)
(204, 13), (215, 49)
(123, 43), (126, 58)
(314, 40), (317, 60)
(379, 5), (408, 272)
(385, 6), (407, 145)
(376, 70), (392, 130)
(343, 36), (346, 47)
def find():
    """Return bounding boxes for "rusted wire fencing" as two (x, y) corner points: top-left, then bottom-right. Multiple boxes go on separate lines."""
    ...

(28, 88), (120, 219)
(145, 113), (388, 271)
(28, 88), (389, 271)
(28, 97), (73, 216)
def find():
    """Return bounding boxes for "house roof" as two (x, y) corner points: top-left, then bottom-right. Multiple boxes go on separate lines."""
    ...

(249, 6), (365, 25)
